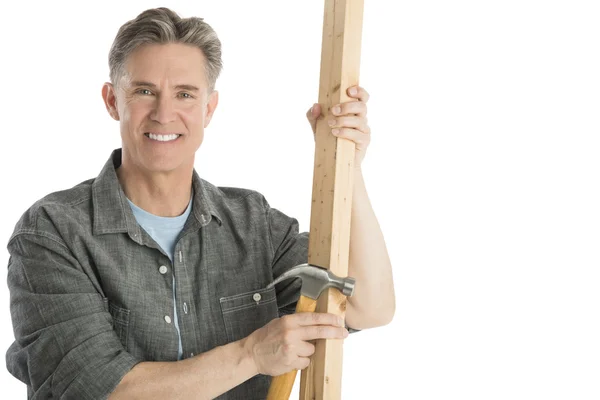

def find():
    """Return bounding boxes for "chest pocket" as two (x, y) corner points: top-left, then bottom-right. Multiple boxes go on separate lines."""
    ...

(103, 298), (131, 351)
(219, 286), (279, 343)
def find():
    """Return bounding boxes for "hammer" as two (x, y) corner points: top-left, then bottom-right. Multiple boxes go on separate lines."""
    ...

(266, 263), (355, 400)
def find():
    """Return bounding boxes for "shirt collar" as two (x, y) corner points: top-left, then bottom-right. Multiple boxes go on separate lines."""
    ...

(92, 148), (222, 239)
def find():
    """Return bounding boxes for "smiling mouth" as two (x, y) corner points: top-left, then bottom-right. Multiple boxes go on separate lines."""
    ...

(144, 133), (183, 142)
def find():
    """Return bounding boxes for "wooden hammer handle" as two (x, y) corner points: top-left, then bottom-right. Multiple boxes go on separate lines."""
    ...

(266, 295), (317, 400)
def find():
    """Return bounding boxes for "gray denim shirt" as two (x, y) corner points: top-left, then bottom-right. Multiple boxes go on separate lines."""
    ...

(6, 149), (312, 399)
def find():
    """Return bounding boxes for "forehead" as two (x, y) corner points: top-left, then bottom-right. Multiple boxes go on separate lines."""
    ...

(123, 43), (206, 86)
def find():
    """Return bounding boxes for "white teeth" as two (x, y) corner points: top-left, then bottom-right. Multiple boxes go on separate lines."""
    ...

(147, 133), (179, 142)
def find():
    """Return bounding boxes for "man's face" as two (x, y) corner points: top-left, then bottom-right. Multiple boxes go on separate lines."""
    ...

(103, 42), (218, 174)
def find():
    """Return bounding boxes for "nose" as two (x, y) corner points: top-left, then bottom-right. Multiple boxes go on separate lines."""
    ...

(151, 94), (177, 124)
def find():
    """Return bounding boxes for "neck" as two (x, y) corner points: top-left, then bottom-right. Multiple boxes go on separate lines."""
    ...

(117, 161), (193, 218)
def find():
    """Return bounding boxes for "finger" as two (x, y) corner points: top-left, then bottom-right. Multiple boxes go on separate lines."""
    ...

(293, 312), (345, 327)
(347, 85), (370, 103)
(331, 127), (371, 147)
(327, 115), (369, 133)
(296, 341), (316, 357)
(312, 103), (322, 118)
(306, 105), (313, 123)
(330, 101), (367, 118)
(300, 325), (349, 341)
(306, 103), (322, 120)
(295, 357), (312, 370)
(306, 103), (321, 134)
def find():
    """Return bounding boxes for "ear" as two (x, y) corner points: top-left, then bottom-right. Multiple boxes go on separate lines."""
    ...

(102, 82), (120, 121)
(203, 90), (219, 128)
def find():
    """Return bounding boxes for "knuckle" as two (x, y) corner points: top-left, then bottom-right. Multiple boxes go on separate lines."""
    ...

(281, 343), (293, 355)
(280, 314), (293, 327)
(316, 326), (327, 337)
(284, 356), (295, 367)
(282, 331), (294, 343)
(310, 312), (321, 324)
(281, 345), (295, 365)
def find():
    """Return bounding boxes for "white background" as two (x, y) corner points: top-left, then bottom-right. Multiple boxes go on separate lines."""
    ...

(1, 1), (599, 399)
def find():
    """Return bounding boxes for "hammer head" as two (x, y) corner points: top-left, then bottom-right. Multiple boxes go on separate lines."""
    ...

(267, 263), (355, 300)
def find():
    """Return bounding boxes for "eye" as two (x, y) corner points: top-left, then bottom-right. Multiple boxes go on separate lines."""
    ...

(179, 92), (192, 99)
(137, 89), (153, 95)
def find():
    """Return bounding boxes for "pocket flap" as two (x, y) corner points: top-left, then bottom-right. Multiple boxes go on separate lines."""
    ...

(220, 286), (277, 314)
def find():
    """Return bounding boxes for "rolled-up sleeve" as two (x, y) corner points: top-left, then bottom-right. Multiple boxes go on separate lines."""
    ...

(6, 232), (141, 399)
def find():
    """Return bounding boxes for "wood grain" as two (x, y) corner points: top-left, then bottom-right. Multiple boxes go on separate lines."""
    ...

(300, 1), (365, 399)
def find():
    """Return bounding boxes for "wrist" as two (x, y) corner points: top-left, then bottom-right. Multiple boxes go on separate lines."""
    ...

(238, 337), (258, 377)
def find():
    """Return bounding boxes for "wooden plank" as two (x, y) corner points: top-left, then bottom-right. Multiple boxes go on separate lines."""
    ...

(300, 1), (364, 399)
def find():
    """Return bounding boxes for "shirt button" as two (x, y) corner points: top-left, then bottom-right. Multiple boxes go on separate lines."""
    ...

(159, 265), (168, 274)
(253, 293), (262, 302)
(164, 315), (172, 324)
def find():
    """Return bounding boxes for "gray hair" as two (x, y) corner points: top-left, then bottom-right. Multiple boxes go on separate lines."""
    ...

(108, 7), (222, 92)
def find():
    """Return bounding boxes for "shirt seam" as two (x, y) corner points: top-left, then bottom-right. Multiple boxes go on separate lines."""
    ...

(221, 297), (277, 314)
(61, 194), (92, 207)
(262, 200), (276, 263)
(9, 230), (70, 251)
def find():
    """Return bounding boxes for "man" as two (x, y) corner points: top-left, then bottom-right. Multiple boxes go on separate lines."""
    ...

(6, 7), (395, 400)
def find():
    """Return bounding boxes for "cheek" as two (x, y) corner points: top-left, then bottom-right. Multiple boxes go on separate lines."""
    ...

(123, 103), (149, 126)
(180, 106), (206, 129)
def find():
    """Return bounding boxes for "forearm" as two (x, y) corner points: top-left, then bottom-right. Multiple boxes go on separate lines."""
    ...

(346, 168), (396, 329)
(109, 339), (257, 400)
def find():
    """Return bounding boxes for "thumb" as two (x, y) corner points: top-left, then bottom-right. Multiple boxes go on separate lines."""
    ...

(306, 103), (321, 134)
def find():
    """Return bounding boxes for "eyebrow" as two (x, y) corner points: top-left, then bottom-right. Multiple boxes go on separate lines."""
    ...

(130, 81), (200, 92)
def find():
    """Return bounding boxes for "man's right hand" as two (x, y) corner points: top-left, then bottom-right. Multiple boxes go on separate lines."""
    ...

(242, 313), (349, 377)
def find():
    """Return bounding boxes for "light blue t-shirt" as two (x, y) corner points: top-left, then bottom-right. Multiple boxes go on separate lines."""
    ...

(127, 196), (193, 360)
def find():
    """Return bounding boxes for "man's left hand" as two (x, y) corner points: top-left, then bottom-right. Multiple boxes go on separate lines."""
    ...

(306, 85), (371, 168)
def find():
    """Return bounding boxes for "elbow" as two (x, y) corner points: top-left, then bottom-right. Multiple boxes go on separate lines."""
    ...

(346, 302), (395, 330)
(370, 303), (395, 328)
(380, 304), (395, 326)
(372, 295), (397, 327)
(379, 289), (397, 326)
